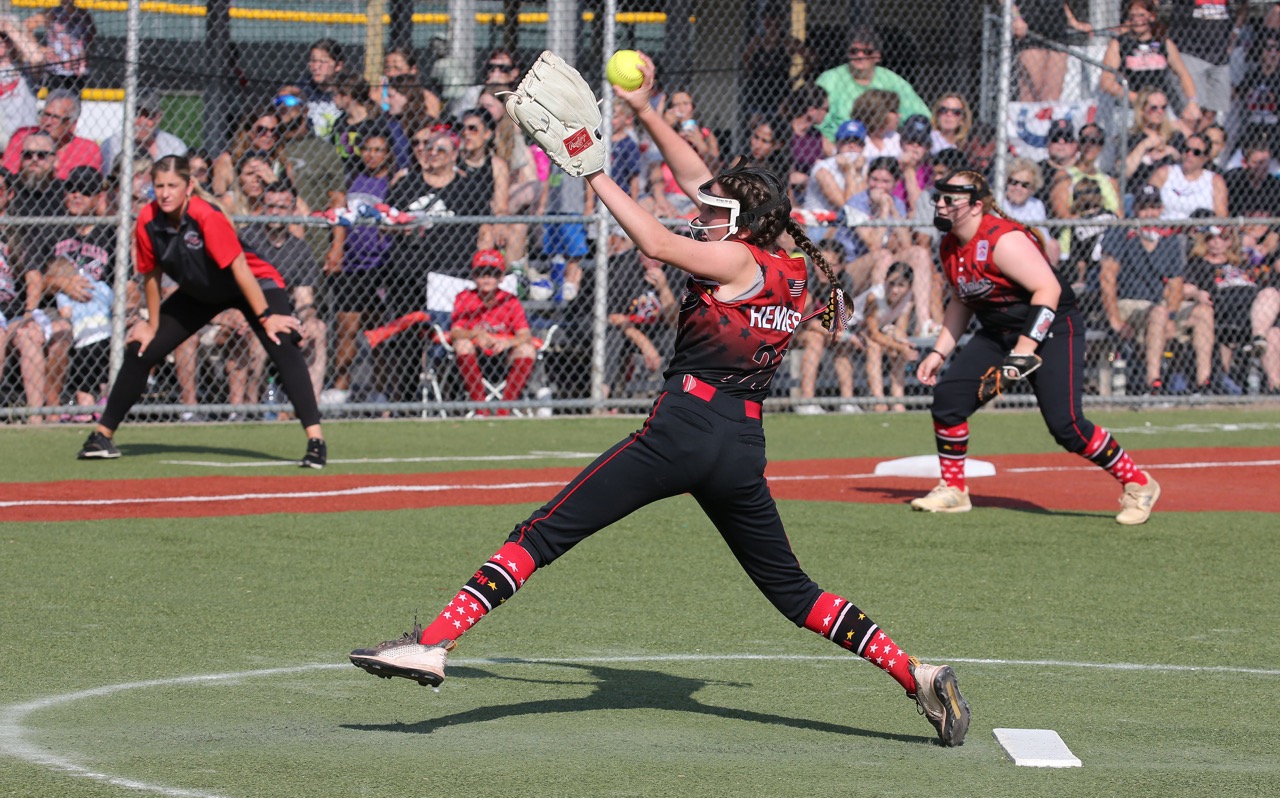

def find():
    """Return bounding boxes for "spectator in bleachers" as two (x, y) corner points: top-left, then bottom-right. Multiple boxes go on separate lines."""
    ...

(1234, 30), (1280, 154)
(449, 249), (534, 416)
(1100, 0), (1201, 124)
(187, 149), (213, 194)
(929, 94), (971, 155)
(816, 26), (929, 141)
(8, 130), (64, 280)
(1059, 178), (1120, 322)
(240, 181), (326, 402)
(741, 118), (789, 188)
(1201, 122), (1228, 170)
(325, 132), (394, 400)
(1098, 184), (1203, 394)
(331, 72), (410, 177)
(962, 121), (998, 181)
(603, 248), (678, 400)
(0, 16), (41, 150)
(608, 102), (644, 200)
(458, 108), (520, 266)
(784, 84), (833, 196)
(1225, 134), (1280, 216)
(852, 89), (902, 163)
(0, 164), (57, 422)
(539, 160), (590, 304)
(1125, 89), (1188, 188)
(1184, 215), (1261, 389)
(273, 85), (344, 215)
(637, 158), (693, 219)
(740, 7), (812, 122)
(377, 46), (443, 121)
(843, 155), (940, 334)
(1049, 122), (1122, 219)
(1003, 157), (1060, 265)
(386, 74), (437, 139)
(664, 89), (721, 172)
(1037, 118), (1079, 209)
(1165, 0), (1236, 130)
(1150, 131), (1229, 218)
(1012, 1), (1094, 101)
(449, 49), (519, 122)
(895, 114), (933, 214)
(211, 108), (291, 197)
(803, 121), (866, 243)
(477, 88), (543, 224)
(23, 0), (94, 92)
(794, 240), (859, 414)
(100, 88), (187, 176)
(2, 89), (100, 179)
(301, 38), (344, 138)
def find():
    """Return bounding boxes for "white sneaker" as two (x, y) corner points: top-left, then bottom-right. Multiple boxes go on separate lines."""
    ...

(910, 660), (971, 746)
(837, 403), (863, 414)
(910, 481), (972, 513)
(1116, 472), (1160, 525)
(794, 404), (826, 415)
(350, 629), (456, 687)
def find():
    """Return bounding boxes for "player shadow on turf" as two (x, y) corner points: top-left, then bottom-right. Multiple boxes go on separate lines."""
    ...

(857, 485), (1102, 517)
(342, 662), (930, 744)
(121, 442), (292, 460)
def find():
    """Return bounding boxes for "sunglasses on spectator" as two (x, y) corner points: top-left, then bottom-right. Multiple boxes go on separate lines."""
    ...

(252, 125), (279, 136)
(40, 109), (73, 123)
(486, 62), (513, 72)
(273, 94), (303, 108)
(848, 47), (876, 57)
(1145, 103), (1167, 111)
(463, 123), (485, 132)
(1080, 135), (1105, 145)
(1183, 146), (1207, 156)
(937, 106), (964, 116)
(22, 149), (54, 159)
(1007, 178), (1032, 189)
(473, 266), (504, 278)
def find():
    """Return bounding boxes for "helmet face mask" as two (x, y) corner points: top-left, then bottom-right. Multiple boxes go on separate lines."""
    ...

(690, 186), (742, 241)
(692, 158), (790, 241)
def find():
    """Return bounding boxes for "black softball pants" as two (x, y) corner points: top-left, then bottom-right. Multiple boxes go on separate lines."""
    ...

(506, 378), (823, 626)
(930, 309), (1097, 454)
(98, 286), (321, 430)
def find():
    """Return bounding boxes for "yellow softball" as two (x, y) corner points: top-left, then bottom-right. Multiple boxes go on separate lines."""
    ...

(606, 50), (644, 91)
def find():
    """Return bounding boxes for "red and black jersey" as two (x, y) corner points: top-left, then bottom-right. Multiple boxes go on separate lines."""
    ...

(451, 288), (529, 337)
(939, 213), (1075, 332)
(134, 195), (284, 304)
(664, 242), (807, 402)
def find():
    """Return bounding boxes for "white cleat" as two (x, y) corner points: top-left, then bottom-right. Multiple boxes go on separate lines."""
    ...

(350, 630), (456, 687)
(910, 481), (972, 513)
(910, 660), (971, 746)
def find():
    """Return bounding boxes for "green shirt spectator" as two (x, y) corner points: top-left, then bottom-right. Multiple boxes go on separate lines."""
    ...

(816, 27), (930, 141)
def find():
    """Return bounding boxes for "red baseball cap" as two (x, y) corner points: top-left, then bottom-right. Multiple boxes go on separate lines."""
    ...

(471, 249), (505, 272)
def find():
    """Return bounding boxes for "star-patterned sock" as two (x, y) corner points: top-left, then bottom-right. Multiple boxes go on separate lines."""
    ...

(1081, 426), (1147, 486)
(417, 542), (537, 645)
(933, 420), (969, 491)
(803, 592), (917, 694)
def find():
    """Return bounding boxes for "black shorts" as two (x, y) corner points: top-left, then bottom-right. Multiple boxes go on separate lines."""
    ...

(67, 339), (110, 395)
(326, 270), (385, 316)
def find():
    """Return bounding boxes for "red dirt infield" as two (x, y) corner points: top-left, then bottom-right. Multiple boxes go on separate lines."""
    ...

(2, 447), (1275, 523)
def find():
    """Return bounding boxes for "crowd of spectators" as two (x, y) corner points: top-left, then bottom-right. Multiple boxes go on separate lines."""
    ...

(5, 5), (1280, 422)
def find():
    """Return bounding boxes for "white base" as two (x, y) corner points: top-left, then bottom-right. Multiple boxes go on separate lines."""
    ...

(992, 728), (1082, 767)
(872, 455), (996, 479)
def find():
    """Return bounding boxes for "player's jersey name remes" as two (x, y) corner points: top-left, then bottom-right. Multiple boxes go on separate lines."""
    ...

(749, 304), (802, 333)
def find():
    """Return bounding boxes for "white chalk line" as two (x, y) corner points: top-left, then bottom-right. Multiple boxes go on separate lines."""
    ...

(159, 451), (600, 468)
(2, 653), (1276, 797)
(4, 456), (1277, 511)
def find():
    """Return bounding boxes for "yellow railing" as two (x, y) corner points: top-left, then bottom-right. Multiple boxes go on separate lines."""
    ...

(11, 0), (669, 26)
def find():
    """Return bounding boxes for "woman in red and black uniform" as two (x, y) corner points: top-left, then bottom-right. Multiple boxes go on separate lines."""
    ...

(76, 155), (326, 467)
(914, 170), (1159, 523)
(349, 52), (971, 747)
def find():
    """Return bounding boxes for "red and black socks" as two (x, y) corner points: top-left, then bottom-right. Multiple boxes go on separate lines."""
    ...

(417, 542), (538, 645)
(933, 420), (969, 491)
(804, 592), (917, 694)
(1081, 426), (1147, 485)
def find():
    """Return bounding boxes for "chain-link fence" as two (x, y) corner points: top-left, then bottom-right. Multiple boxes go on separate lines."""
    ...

(2, 0), (1278, 426)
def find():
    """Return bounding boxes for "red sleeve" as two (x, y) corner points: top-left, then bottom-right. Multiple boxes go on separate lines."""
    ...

(1, 129), (29, 173)
(192, 198), (244, 268)
(133, 204), (157, 274)
(499, 293), (529, 332)
(451, 291), (479, 330)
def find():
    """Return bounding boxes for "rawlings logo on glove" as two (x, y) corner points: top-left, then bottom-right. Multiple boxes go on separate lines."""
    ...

(502, 51), (605, 178)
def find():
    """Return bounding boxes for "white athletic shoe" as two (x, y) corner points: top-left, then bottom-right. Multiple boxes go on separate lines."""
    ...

(910, 481), (972, 513)
(1116, 472), (1160, 525)
(350, 629), (456, 687)
(794, 404), (826, 415)
(910, 659), (971, 746)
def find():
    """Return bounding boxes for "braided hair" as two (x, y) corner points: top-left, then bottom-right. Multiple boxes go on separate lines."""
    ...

(713, 164), (841, 296)
(943, 168), (1049, 252)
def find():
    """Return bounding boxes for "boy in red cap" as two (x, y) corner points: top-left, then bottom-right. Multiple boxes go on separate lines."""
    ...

(450, 249), (535, 415)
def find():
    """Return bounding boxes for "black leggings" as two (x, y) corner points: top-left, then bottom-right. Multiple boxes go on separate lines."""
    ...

(98, 287), (321, 431)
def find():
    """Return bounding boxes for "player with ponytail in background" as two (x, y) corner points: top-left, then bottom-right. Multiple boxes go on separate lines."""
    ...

(914, 170), (1160, 524)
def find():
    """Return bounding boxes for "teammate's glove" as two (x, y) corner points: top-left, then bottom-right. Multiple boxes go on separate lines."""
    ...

(502, 51), (605, 178)
(977, 352), (1043, 406)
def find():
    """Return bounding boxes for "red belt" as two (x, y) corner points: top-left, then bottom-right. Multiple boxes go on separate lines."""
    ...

(680, 374), (762, 420)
